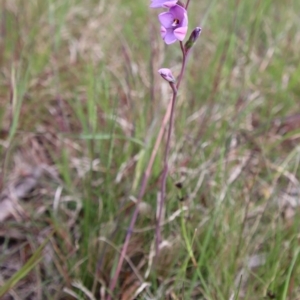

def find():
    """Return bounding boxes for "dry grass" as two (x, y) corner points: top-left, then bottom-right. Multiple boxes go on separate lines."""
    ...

(1, 0), (300, 299)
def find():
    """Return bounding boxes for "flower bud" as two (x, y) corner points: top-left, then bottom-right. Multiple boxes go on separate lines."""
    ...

(184, 27), (202, 53)
(158, 68), (176, 83)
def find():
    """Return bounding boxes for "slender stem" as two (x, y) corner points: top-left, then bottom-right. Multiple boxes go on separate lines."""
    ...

(186, 0), (191, 9)
(177, 42), (187, 89)
(177, 55), (186, 88)
(156, 83), (177, 255)
(179, 40), (185, 54)
(155, 40), (190, 256)
(108, 39), (190, 300)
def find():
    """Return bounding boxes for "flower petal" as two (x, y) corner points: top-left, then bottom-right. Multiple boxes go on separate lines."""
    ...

(150, 0), (178, 8)
(160, 26), (167, 38)
(150, 0), (165, 8)
(169, 5), (188, 27)
(162, 1), (178, 7)
(181, 11), (188, 27)
(169, 4), (186, 20)
(163, 29), (177, 44)
(173, 26), (188, 41)
(158, 12), (174, 28)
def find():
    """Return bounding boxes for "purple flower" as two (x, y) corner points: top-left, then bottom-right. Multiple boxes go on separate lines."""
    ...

(150, 0), (178, 8)
(159, 5), (188, 45)
(158, 68), (176, 83)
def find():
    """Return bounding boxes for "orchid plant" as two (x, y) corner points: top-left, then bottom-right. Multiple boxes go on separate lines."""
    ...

(153, 0), (201, 260)
(107, 1), (201, 298)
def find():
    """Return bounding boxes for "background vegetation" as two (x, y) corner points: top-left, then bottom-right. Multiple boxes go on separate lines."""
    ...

(1, 0), (300, 299)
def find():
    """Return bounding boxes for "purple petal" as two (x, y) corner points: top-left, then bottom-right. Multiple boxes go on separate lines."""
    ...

(169, 4), (186, 18)
(150, 0), (165, 7)
(160, 26), (167, 38)
(162, 1), (178, 7)
(173, 26), (188, 41)
(158, 12), (174, 28)
(169, 5), (188, 26)
(150, 0), (178, 8)
(181, 11), (188, 27)
(163, 29), (177, 44)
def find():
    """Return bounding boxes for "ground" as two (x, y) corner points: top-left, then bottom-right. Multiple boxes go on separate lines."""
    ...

(1, 0), (300, 299)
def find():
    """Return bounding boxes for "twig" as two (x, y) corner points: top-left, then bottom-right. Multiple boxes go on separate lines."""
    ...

(107, 48), (187, 298)
(107, 4), (194, 298)
(155, 40), (188, 255)
(156, 82), (177, 254)
(186, 0), (191, 10)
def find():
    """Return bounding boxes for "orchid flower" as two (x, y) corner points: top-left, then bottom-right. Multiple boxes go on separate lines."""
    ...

(159, 5), (188, 44)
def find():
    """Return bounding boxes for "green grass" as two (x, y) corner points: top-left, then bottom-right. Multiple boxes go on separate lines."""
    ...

(1, 0), (300, 299)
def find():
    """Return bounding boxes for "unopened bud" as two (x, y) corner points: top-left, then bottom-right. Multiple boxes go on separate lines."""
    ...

(184, 27), (202, 53)
(158, 68), (176, 83)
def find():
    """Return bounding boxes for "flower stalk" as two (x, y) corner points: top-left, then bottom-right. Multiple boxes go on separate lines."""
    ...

(156, 81), (177, 254)
(107, 1), (201, 298)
